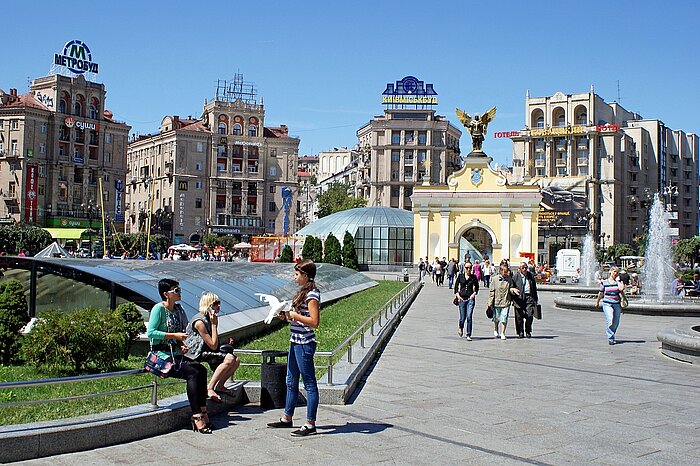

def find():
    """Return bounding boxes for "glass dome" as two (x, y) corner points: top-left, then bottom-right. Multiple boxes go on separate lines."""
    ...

(297, 207), (414, 266)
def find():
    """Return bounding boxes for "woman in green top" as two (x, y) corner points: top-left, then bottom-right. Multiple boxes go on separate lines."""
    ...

(146, 278), (211, 433)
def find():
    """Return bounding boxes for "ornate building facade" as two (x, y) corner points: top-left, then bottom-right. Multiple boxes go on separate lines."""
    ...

(0, 74), (130, 237)
(126, 77), (299, 243)
(509, 89), (698, 261)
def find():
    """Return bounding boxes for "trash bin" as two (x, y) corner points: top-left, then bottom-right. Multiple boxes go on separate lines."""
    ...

(260, 350), (288, 409)
(403, 267), (409, 282)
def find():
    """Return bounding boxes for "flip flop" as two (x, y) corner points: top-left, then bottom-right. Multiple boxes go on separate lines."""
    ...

(207, 392), (223, 403)
(216, 387), (235, 396)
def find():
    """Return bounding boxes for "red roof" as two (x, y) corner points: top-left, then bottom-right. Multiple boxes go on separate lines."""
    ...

(179, 119), (210, 132)
(264, 126), (297, 139)
(1, 92), (49, 111)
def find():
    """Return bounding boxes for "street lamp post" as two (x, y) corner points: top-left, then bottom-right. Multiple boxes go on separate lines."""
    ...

(81, 200), (97, 256)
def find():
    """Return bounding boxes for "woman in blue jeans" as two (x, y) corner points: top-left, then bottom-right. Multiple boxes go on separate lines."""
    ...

(595, 266), (625, 345)
(454, 263), (479, 340)
(267, 259), (320, 437)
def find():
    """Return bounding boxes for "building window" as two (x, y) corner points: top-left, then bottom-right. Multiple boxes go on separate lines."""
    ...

(391, 151), (400, 162)
(404, 131), (414, 144)
(195, 198), (203, 208)
(391, 186), (400, 197)
(103, 191), (109, 202)
(269, 201), (276, 212)
(536, 116), (544, 128)
(391, 131), (401, 145)
(195, 162), (203, 171)
(40, 122), (47, 133)
(105, 133), (112, 144)
(39, 143), (46, 154)
(269, 166), (277, 177)
(557, 113), (566, 127)
(11, 120), (19, 129)
(270, 185), (276, 193)
(218, 123), (227, 134)
(248, 126), (258, 137)
(418, 132), (427, 145)
(195, 181), (203, 189)
(268, 219), (276, 231)
(196, 142), (205, 152)
(104, 151), (111, 163)
(232, 123), (242, 136)
(270, 148), (277, 158)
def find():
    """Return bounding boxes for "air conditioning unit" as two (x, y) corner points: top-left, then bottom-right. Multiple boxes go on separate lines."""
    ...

(130, 176), (138, 183)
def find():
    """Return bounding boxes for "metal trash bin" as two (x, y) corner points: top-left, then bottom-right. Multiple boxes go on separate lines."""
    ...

(260, 350), (288, 409)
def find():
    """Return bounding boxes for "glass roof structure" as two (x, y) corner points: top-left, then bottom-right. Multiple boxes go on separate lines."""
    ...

(297, 206), (414, 241)
(0, 257), (376, 335)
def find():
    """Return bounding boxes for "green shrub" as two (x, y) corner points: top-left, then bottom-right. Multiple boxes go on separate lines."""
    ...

(311, 236), (324, 263)
(22, 307), (136, 373)
(342, 231), (359, 270)
(114, 302), (145, 357)
(280, 244), (294, 262)
(0, 280), (29, 365)
(323, 233), (342, 265)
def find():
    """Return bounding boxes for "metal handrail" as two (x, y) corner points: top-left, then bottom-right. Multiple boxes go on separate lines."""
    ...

(0, 368), (176, 410)
(231, 280), (422, 384)
(0, 281), (421, 409)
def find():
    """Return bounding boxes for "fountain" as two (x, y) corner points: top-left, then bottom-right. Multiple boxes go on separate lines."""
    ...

(552, 192), (700, 363)
(580, 233), (598, 286)
(641, 195), (673, 302)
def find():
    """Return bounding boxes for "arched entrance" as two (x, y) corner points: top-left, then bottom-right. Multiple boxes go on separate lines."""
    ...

(460, 227), (493, 263)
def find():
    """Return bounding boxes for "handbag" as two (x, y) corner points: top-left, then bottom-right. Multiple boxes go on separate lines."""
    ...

(486, 305), (494, 319)
(620, 292), (629, 309)
(144, 350), (174, 378)
(453, 296), (459, 306)
(535, 304), (542, 320)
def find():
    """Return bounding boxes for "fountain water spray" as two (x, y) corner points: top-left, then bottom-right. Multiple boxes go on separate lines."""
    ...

(580, 233), (598, 286)
(641, 195), (673, 302)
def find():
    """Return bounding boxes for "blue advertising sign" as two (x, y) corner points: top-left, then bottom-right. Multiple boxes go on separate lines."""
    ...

(281, 186), (293, 236)
(382, 76), (437, 106)
(54, 40), (99, 75)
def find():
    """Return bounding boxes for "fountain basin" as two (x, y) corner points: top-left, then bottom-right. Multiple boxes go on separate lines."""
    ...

(657, 325), (700, 364)
(554, 295), (700, 316)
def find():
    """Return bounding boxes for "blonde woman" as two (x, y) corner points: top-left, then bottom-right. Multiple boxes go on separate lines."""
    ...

(488, 262), (519, 340)
(193, 292), (240, 401)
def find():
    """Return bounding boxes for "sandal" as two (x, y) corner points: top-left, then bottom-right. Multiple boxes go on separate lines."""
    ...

(191, 414), (213, 434)
(207, 391), (223, 403)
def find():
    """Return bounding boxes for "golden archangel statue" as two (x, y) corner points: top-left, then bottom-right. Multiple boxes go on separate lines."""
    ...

(455, 106), (497, 154)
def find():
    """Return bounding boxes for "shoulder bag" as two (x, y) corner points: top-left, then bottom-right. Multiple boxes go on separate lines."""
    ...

(620, 291), (629, 309)
(144, 345), (175, 378)
(486, 305), (494, 319)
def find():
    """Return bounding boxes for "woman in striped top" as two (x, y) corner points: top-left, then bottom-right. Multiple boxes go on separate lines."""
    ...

(595, 266), (625, 345)
(267, 259), (320, 437)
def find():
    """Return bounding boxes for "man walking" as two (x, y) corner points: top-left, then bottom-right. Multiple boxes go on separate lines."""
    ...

(447, 258), (458, 289)
(512, 262), (539, 338)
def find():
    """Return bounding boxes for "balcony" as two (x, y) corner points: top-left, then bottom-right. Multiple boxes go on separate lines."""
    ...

(555, 158), (568, 167)
(534, 159), (546, 168)
(246, 206), (257, 215)
(248, 167), (258, 174)
(577, 143), (588, 150)
(3, 191), (17, 199)
(577, 157), (588, 166)
(535, 145), (545, 152)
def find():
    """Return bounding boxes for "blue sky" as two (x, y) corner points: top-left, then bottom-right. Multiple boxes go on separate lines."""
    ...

(2, 0), (698, 167)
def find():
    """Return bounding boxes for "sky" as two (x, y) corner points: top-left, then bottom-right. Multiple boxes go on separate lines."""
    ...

(2, 0), (698, 167)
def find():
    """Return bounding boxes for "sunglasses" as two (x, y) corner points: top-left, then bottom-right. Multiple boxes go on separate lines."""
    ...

(212, 300), (221, 306)
(167, 287), (182, 294)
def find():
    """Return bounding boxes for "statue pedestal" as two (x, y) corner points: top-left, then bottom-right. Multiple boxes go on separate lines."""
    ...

(466, 150), (488, 158)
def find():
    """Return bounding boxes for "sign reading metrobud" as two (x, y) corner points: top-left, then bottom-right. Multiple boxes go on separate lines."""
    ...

(54, 40), (99, 75)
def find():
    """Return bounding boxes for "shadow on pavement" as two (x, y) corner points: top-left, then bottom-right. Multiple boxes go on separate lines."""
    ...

(319, 422), (393, 435)
(615, 339), (646, 344)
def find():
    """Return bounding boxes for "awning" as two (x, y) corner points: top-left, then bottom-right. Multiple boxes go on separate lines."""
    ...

(44, 228), (87, 240)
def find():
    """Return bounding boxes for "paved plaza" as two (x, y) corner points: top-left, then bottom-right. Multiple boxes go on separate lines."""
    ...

(16, 282), (700, 465)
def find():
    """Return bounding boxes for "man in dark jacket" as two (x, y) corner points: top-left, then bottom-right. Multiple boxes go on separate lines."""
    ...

(512, 261), (539, 338)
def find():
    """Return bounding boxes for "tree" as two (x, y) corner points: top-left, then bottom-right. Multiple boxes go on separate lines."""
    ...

(342, 231), (359, 270)
(311, 236), (324, 263)
(301, 236), (315, 260)
(279, 244), (294, 262)
(0, 224), (52, 255)
(605, 243), (635, 263)
(674, 237), (700, 265)
(0, 280), (29, 365)
(316, 182), (367, 218)
(202, 234), (221, 248)
(323, 233), (342, 265)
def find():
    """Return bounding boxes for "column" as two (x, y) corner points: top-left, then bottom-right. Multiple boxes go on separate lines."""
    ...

(419, 211), (429, 259)
(439, 210), (450, 258)
(500, 211), (511, 261)
(522, 210), (533, 253)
